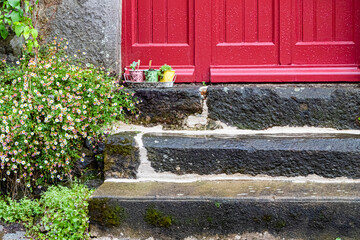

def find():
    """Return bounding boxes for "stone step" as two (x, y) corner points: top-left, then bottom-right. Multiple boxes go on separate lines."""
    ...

(105, 131), (360, 179)
(89, 180), (360, 239)
(129, 84), (360, 130)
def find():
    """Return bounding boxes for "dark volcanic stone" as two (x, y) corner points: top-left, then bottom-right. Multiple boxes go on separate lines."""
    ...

(207, 84), (360, 129)
(90, 181), (360, 239)
(104, 132), (140, 179)
(143, 133), (360, 178)
(130, 86), (203, 128)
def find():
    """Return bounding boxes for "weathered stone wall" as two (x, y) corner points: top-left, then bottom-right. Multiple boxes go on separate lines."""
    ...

(1, 0), (122, 70)
(40, 0), (122, 71)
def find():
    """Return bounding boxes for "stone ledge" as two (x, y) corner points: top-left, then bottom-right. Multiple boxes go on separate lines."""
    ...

(143, 133), (360, 178)
(104, 132), (140, 179)
(90, 181), (360, 239)
(128, 86), (203, 129)
(207, 84), (360, 130)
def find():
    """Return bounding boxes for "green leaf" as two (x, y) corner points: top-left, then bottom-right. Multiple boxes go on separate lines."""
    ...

(14, 24), (24, 36)
(27, 41), (33, 52)
(8, 0), (20, 8)
(9, 11), (21, 23)
(30, 28), (38, 39)
(23, 26), (30, 39)
(24, 1), (30, 13)
(0, 24), (8, 39)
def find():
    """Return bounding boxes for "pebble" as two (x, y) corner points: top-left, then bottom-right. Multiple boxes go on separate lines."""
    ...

(0, 225), (28, 240)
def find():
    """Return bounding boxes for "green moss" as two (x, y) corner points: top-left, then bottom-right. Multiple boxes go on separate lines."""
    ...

(262, 215), (272, 222)
(107, 142), (134, 156)
(144, 206), (173, 228)
(89, 198), (127, 227)
(274, 219), (286, 230)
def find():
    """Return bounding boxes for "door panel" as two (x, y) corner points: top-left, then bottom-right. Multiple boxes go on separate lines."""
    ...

(292, 0), (359, 65)
(211, 0), (279, 66)
(122, 0), (195, 82)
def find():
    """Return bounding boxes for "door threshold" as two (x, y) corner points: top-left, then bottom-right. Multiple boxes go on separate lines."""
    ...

(210, 66), (360, 83)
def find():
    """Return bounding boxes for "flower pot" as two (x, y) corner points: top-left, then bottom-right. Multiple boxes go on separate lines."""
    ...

(160, 70), (175, 82)
(129, 70), (144, 82)
(144, 70), (159, 82)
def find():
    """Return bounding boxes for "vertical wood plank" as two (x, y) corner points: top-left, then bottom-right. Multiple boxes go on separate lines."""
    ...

(168, 0), (188, 43)
(218, 0), (226, 43)
(196, 0), (211, 82)
(302, 0), (314, 42)
(316, 0), (333, 41)
(153, 0), (167, 43)
(335, 0), (353, 41)
(244, 0), (258, 42)
(355, 0), (360, 64)
(225, 0), (244, 42)
(137, 0), (151, 43)
(280, 0), (292, 64)
(258, 0), (273, 42)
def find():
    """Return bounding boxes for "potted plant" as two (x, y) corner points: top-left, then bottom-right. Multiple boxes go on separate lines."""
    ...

(129, 60), (144, 82)
(159, 64), (175, 82)
(144, 60), (159, 82)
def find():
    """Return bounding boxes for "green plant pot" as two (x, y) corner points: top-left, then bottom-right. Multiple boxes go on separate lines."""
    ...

(144, 70), (159, 82)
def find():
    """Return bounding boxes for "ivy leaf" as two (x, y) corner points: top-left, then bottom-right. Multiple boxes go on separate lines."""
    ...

(33, 40), (39, 48)
(14, 24), (24, 36)
(27, 41), (33, 52)
(9, 11), (20, 23)
(8, 0), (20, 8)
(24, 1), (30, 13)
(30, 28), (38, 39)
(0, 24), (8, 39)
(23, 26), (30, 39)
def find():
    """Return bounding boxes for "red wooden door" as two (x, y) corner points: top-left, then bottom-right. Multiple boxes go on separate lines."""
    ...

(122, 0), (196, 82)
(123, 0), (360, 83)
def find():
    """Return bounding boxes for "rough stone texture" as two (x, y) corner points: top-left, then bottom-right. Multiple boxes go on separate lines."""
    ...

(104, 132), (140, 179)
(143, 133), (360, 178)
(0, 33), (23, 64)
(207, 84), (360, 130)
(73, 139), (106, 188)
(0, 222), (28, 240)
(129, 86), (203, 128)
(40, 0), (121, 71)
(90, 181), (360, 240)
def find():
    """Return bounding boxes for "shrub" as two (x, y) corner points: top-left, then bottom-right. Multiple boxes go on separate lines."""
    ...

(0, 196), (41, 223)
(32, 183), (94, 240)
(0, 183), (94, 240)
(0, 38), (138, 196)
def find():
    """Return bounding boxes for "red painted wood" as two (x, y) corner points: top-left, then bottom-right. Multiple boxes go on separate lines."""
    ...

(292, 0), (358, 65)
(244, 0), (258, 42)
(195, 0), (211, 82)
(258, 0), (274, 42)
(123, 0), (360, 83)
(152, 0), (166, 43)
(211, 0), (279, 66)
(211, 66), (360, 82)
(279, 0), (292, 65)
(168, 0), (188, 43)
(123, 0), (195, 82)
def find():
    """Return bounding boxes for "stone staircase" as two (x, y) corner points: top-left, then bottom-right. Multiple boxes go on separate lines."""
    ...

(89, 84), (360, 240)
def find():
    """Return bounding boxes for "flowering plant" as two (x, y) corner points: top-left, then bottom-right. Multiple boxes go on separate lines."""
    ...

(0, 38), (137, 196)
